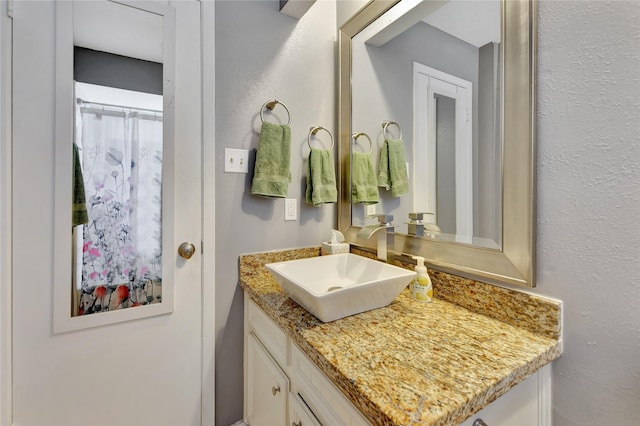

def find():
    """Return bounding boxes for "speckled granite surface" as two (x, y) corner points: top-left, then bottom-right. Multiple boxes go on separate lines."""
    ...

(351, 247), (562, 341)
(239, 248), (562, 426)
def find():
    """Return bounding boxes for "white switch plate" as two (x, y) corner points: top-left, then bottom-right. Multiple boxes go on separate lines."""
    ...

(365, 204), (377, 216)
(285, 198), (297, 221)
(224, 148), (249, 173)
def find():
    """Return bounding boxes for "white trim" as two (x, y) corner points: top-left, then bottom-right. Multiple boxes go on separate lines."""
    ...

(52, 1), (177, 333)
(200, 1), (215, 424)
(538, 363), (552, 426)
(0, 1), (12, 423)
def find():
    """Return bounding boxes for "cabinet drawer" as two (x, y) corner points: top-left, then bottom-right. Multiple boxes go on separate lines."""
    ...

(289, 392), (322, 426)
(291, 343), (370, 426)
(247, 298), (288, 366)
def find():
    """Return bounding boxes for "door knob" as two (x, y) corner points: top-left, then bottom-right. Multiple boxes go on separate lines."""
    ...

(178, 242), (196, 259)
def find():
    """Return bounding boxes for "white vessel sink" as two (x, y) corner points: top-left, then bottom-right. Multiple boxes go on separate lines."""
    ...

(265, 253), (416, 322)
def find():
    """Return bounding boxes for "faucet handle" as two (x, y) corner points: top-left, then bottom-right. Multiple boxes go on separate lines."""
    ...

(409, 212), (434, 221)
(369, 214), (393, 224)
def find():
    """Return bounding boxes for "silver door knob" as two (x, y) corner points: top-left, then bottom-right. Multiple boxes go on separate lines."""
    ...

(178, 242), (196, 259)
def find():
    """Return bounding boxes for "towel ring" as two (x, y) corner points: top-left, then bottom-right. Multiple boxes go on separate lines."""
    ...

(308, 126), (334, 151)
(352, 132), (372, 154)
(260, 99), (291, 125)
(382, 120), (402, 140)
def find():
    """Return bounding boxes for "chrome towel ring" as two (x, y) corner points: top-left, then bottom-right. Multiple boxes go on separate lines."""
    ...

(382, 120), (402, 140)
(352, 132), (372, 154)
(260, 99), (291, 125)
(308, 126), (334, 151)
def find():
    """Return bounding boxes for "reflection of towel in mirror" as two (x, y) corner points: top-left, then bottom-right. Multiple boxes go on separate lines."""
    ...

(306, 148), (337, 206)
(351, 151), (379, 204)
(72, 143), (89, 226)
(251, 121), (291, 198)
(377, 138), (408, 197)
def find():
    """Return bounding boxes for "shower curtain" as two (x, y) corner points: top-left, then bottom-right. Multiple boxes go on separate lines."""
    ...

(74, 101), (163, 316)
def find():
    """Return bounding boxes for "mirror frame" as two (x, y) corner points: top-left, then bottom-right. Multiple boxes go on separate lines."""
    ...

(338, 0), (537, 288)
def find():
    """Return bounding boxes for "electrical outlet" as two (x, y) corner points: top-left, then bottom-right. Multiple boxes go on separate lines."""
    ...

(224, 148), (249, 173)
(285, 198), (297, 221)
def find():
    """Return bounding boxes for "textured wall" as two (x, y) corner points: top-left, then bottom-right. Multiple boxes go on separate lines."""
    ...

(214, 1), (337, 424)
(341, 1), (640, 423)
(536, 1), (640, 424)
(215, 1), (640, 424)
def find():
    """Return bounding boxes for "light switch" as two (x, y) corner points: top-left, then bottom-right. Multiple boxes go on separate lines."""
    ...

(224, 148), (249, 173)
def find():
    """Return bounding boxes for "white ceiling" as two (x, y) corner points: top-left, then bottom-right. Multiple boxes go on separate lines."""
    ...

(422, 0), (500, 48)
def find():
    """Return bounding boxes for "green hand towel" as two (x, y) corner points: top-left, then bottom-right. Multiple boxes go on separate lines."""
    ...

(377, 138), (409, 197)
(305, 148), (337, 206)
(72, 143), (89, 227)
(351, 151), (379, 204)
(251, 121), (291, 198)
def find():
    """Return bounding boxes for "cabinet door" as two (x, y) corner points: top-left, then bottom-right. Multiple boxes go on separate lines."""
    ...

(460, 369), (545, 426)
(289, 393), (322, 426)
(247, 332), (289, 426)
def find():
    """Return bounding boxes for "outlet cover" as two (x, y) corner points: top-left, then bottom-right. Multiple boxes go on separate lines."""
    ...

(285, 198), (297, 221)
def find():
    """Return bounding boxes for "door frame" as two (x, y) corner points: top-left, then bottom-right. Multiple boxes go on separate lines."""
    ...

(413, 61), (473, 242)
(0, 0), (215, 423)
(200, 1), (216, 424)
(0, 1), (13, 424)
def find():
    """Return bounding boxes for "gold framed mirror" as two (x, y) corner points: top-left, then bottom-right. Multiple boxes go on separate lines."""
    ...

(338, 0), (537, 287)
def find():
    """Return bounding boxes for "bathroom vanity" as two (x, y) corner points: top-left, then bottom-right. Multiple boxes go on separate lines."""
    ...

(240, 248), (562, 426)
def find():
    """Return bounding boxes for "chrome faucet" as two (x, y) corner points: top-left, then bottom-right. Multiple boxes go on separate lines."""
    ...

(407, 212), (441, 238)
(356, 214), (395, 263)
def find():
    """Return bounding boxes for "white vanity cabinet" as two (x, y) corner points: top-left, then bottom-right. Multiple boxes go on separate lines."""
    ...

(460, 364), (551, 426)
(246, 332), (289, 425)
(289, 392), (322, 426)
(244, 296), (551, 426)
(244, 297), (370, 426)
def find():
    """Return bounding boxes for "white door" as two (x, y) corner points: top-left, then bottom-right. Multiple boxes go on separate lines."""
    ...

(10, 1), (203, 425)
(413, 62), (473, 243)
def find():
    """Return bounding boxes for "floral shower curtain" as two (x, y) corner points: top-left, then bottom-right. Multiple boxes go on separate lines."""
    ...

(74, 101), (163, 316)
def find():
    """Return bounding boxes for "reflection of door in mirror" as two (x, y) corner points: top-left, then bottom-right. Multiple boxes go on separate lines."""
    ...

(413, 63), (473, 244)
(350, 0), (502, 249)
(71, 2), (163, 317)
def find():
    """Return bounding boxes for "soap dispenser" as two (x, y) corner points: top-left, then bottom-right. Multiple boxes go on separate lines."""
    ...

(410, 256), (433, 302)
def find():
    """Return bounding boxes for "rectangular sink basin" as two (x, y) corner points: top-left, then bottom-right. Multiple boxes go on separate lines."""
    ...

(265, 253), (416, 322)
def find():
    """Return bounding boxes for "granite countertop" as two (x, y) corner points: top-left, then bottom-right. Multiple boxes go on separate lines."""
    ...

(239, 248), (563, 426)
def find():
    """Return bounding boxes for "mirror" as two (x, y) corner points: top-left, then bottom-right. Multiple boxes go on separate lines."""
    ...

(53, 0), (177, 332)
(72, 2), (165, 317)
(338, 0), (536, 287)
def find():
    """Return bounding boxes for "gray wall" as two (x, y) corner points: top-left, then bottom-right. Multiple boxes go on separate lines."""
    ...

(73, 47), (163, 95)
(477, 42), (501, 243)
(214, 1), (640, 424)
(214, 1), (336, 424)
(536, 1), (639, 423)
(435, 95), (456, 234)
